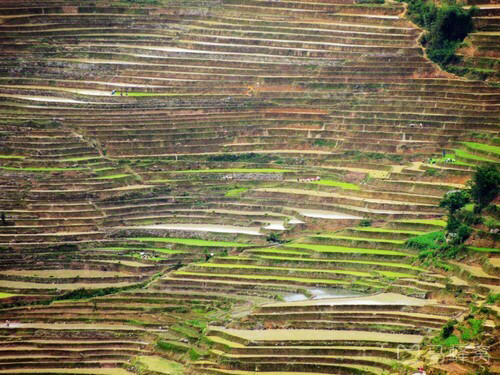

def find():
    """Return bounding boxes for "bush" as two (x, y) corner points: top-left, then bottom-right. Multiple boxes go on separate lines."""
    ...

(440, 190), (470, 232)
(468, 164), (500, 213)
(406, 231), (446, 251)
(266, 232), (284, 243)
(485, 293), (500, 304)
(359, 218), (372, 227)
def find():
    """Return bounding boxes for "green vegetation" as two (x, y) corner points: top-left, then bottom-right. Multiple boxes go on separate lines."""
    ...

(0, 293), (17, 298)
(1, 166), (83, 171)
(286, 244), (411, 256)
(467, 164), (499, 213)
(62, 156), (100, 162)
(440, 190), (471, 237)
(464, 142), (500, 156)
(432, 320), (460, 348)
(0, 155), (25, 159)
(310, 179), (360, 190)
(486, 293), (500, 304)
(135, 356), (184, 375)
(254, 255), (424, 271)
(395, 219), (446, 226)
(359, 218), (372, 227)
(131, 237), (249, 247)
(354, 227), (425, 235)
(468, 246), (500, 253)
(401, 0), (476, 70)
(157, 340), (191, 354)
(455, 149), (494, 162)
(266, 232), (285, 244)
(207, 153), (279, 163)
(313, 138), (337, 147)
(225, 187), (248, 197)
(315, 235), (405, 244)
(406, 231), (446, 252)
(93, 174), (131, 179)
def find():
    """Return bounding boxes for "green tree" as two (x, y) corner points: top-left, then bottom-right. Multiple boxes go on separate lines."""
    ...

(440, 190), (470, 232)
(468, 164), (500, 213)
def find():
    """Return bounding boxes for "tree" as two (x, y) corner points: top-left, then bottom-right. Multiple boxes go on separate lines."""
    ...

(468, 164), (500, 213)
(440, 190), (470, 232)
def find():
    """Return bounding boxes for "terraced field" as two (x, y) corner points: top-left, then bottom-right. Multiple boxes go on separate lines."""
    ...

(0, 0), (498, 374)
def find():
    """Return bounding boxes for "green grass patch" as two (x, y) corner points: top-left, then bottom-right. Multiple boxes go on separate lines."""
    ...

(352, 227), (425, 235)
(310, 180), (360, 190)
(464, 142), (500, 156)
(248, 248), (311, 256)
(136, 355), (184, 375)
(62, 156), (101, 162)
(394, 219), (446, 226)
(0, 155), (25, 159)
(405, 231), (445, 251)
(0, 292), (17, 298)
(131, 237), (249, 247)
(286, 244), (411, 256)
(253, 255), (423, 271)
(1, 166), (84, 171)
(92, 174), (131, 179)
(314, 235), (405, 244)
(468, 246), (500, 253)
(455, 149), (495, 162)
(225, 187), (248, 197)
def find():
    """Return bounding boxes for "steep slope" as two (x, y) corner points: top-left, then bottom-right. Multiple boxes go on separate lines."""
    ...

(0, 0), (498, 374)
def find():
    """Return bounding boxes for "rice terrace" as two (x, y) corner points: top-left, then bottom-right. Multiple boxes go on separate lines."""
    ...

(0, 0), (499, 373)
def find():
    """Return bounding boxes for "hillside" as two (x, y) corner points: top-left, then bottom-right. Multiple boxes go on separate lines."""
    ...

(0, 0), (498, 374)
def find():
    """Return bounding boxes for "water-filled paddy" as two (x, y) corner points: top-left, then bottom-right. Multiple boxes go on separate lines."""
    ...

(282, 287), (366, 302)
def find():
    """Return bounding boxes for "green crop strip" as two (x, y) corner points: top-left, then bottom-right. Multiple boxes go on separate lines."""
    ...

(352, 227), (425, 235)
(455, 149), (495, 163)
(464, 142), (500, 156)
(313, 235), (405, 244)
(253, 255), (422, 270)
(1, 166), (84, 171)
(286, 244), (411, 256)
(310, 180), (360, 190)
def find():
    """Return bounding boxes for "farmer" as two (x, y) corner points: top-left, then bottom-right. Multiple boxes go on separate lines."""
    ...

(1, 212), (5, 226)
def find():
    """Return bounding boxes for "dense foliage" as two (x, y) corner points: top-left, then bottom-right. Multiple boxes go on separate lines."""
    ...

(468, 164), (500, 213)
(440, 190), (470, 233)
(207, 153), (277, 163)
(401, 0), (476, 67)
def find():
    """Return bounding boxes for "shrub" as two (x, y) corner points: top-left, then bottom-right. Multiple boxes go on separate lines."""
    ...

(406, 231), (446, 251)
(468, 164), (500, 213)
(440, 190), (470, 232)
(267, 232), (284, 243)
(485, 293), (500, 304)
(359, 218), (372, 227)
